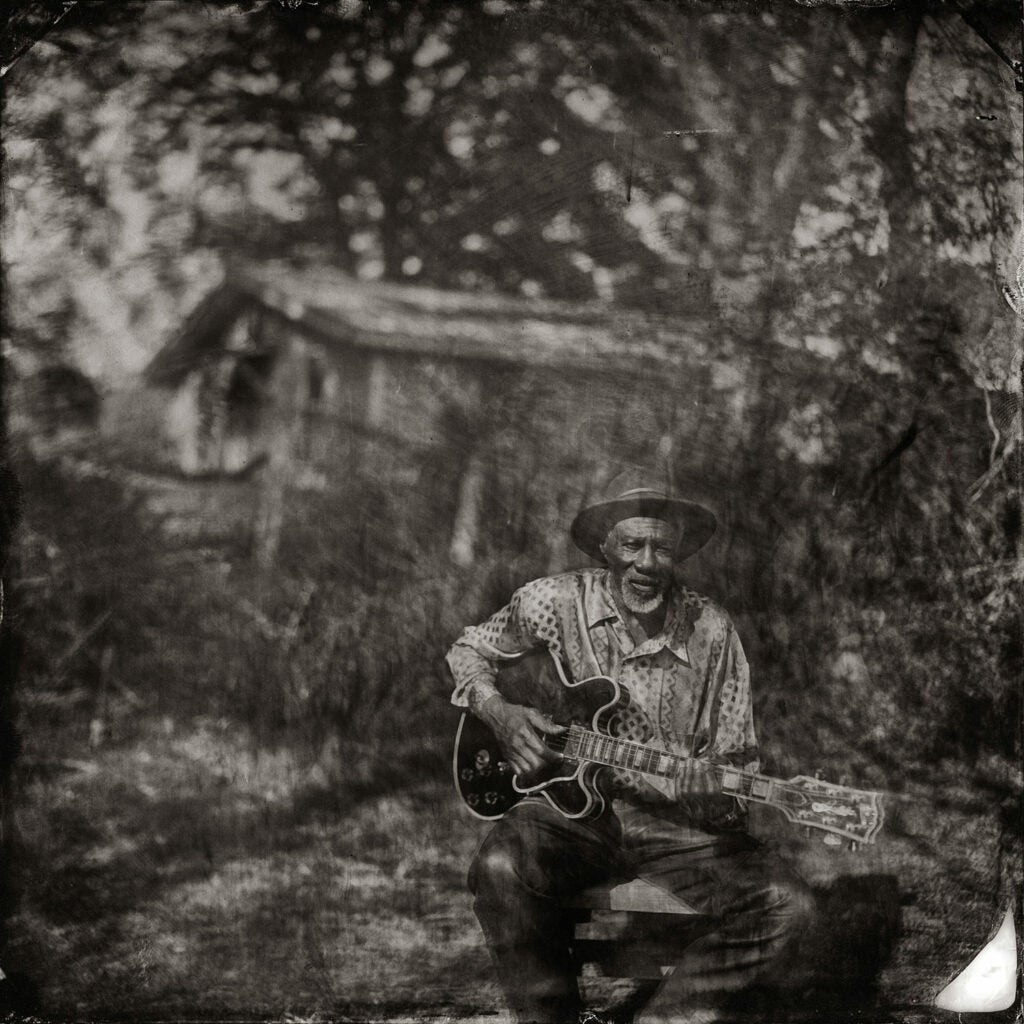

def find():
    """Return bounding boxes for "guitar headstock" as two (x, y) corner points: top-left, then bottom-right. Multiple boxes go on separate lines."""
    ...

(775, 775), (885, 846)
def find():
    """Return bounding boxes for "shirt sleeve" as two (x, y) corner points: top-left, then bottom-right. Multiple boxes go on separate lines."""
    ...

(445, 580), (551, 712)
(706, 623), (760, 772)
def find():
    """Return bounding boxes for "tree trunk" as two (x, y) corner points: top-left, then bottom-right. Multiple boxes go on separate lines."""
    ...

(854, 8), (926, 290)
(450, 450), (485, 567)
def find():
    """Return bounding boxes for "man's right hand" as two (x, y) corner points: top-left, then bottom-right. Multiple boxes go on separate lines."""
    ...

(475, 694), (566, 777)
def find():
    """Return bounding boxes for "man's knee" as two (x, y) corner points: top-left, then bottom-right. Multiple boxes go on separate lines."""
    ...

(469, 827), (561, 902)
(469, 844), (520, 896)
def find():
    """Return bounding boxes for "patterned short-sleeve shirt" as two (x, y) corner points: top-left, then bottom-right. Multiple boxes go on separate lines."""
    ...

(446, 569), (759, 803)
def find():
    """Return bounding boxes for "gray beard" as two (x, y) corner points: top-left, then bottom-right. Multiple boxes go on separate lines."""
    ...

(619, 584), (667, 616)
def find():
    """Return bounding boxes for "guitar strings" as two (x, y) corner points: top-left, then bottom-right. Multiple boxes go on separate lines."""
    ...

(550, 723), (861, 811)
(487, 721), (880, 841)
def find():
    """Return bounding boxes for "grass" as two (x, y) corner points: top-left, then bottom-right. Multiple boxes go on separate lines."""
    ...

(4, 711), (1018, 1022)
(7, 717), (497, 1020)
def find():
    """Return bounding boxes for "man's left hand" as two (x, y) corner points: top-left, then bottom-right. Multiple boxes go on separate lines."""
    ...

(673, 756), (723, 800)
(672, 755), (749, 828)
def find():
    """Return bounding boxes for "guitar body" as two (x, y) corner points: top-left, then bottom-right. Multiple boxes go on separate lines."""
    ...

(453, 650), (621, 820)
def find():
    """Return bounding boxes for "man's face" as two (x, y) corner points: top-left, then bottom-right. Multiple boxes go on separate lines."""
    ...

(600, 517), (680, 615)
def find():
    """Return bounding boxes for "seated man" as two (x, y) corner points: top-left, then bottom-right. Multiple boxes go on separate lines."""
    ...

(447, 488), (814, 1024)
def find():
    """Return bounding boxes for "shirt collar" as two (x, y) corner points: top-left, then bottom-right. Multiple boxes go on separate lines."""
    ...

(584, 570), (619, 627)
(587, 570), (691, 664)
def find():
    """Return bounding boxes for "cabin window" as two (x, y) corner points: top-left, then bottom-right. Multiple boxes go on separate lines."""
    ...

(216, 353), (271, 472)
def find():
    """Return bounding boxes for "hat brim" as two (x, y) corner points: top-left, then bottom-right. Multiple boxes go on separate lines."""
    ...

(570, 493), (717, 562)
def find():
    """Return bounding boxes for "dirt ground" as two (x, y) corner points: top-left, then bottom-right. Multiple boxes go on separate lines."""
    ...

(2, 716), (1017, 1022)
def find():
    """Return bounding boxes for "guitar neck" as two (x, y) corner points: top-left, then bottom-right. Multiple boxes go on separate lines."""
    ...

(562, 725), (784, 808)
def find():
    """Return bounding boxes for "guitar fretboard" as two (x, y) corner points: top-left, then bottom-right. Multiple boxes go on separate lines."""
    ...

(556, 724), (782, 806)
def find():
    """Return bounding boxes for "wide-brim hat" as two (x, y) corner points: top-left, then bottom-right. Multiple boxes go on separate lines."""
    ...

(570, 488), (717, 562)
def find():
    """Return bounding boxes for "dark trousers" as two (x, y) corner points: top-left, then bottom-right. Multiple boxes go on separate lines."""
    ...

(469, 798), (814, 1023)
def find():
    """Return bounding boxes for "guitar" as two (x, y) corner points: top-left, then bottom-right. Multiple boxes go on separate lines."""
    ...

(453, 652), (885, 848)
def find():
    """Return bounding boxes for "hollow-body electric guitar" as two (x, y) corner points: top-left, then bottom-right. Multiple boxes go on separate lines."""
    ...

(453, 651), (885, 847)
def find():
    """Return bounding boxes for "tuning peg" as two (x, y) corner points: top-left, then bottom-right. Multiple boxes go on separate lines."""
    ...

(849, 841), (859, 853)
(814, 768), (824, 780)
(803, 827), (813, 838)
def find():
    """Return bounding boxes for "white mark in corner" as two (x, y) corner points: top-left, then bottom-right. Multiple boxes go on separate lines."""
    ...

(934, 904), (1018, 1012)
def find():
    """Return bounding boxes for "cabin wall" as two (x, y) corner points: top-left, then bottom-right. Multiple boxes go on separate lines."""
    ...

(293, 349), (749, 568)
(294, 348), (479, 484)
(295, 344), (370, 476)
(242, 332), (754, 568)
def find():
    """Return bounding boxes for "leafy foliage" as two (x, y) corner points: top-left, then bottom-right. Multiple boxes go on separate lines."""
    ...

(4, 2), (1020, 383)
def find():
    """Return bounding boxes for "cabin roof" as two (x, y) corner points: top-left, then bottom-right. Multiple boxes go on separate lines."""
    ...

(144, 262), (727, 387)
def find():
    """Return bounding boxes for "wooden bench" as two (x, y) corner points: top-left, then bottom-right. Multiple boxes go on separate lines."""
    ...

(567, 878), (711, 979)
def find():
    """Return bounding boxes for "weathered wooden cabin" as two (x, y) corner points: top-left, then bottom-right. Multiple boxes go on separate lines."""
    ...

(143, 262), (755, 565)
(144, 264), (729, 464)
